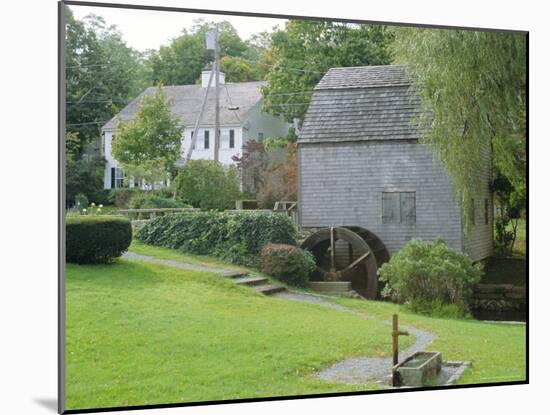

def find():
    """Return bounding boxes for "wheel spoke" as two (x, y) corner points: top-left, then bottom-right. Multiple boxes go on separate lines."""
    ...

(340, 251), (370, 274)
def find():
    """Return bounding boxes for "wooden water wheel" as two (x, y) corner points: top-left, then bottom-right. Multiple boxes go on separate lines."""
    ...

(301, 226), (389, 299)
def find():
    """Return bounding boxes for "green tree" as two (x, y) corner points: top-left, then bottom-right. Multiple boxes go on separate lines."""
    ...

(262, 21), (393, 123)
(391, 29), (526, 227)
(65, 9), (144, 155)
(66, 132), (107, 207)
(65, 8), (146, 205)
(113, 86), (184, 189)
(173, 160), (240, 210)
(221, 56), (261, 82)
(147, 19), (251, 86)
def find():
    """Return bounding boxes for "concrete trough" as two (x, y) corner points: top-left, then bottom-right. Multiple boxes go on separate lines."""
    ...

(309, 281), (352, 294)
(393, 351), (442, 387)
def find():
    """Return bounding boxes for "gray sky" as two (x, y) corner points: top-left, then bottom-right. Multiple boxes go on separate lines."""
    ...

(69, 4), (287, 52)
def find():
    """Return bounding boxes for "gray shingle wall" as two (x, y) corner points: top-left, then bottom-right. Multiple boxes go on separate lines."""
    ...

(464, 146), (494, 261)
(298, 141), (464, 254)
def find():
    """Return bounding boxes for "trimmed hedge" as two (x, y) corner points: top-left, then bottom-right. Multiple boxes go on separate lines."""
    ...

(136, 211), (298, 266)
(66, 216), (132, 264)
(260, 244), (315, 287)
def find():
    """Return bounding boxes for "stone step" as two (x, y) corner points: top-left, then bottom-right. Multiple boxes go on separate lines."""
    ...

(221, 271), (248, 279)
(234, 276), (269, 286)
(255, 284), (287, 296)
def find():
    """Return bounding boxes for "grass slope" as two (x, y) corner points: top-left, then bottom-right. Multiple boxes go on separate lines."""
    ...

(129, 240), (250, 272)
(66, 260), (410, 410)
(333, 298), (526, 385)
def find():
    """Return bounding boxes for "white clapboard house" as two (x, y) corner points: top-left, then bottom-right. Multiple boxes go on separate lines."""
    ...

(101, 68), (291, 189)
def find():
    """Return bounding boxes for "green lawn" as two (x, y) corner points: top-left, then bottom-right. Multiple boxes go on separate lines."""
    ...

(66, 259), (410, 410)
(66, 246), (526, 410)
(332, 298), (526, 385)
(129, 240), (252, 272)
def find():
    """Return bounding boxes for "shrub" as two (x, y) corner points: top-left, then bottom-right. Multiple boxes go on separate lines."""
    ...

(379, 239), (482, 315)
(494, 216), (515, 256)
(173, 160), (241, 210)
(136, 210), (298, 266)
(128, 193), (191, 209)
(260, 244), (315, 287)
(74, 193), (89, 209)
(108, 188), (141, 208)
(66, 216), (132, 264)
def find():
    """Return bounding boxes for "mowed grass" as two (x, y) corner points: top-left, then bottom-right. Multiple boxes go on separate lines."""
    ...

(333, 298), (526, 385)
(129, 240), (251, 272)
(66, 260), (411, 410)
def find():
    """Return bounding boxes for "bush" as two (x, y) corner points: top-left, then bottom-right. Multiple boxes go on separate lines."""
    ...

(379, 239), (482, 315)
(173, 160), (241, 210)
(136, 211), (298, 266)
(74, 193), (89, 209)
(66, 216), (132, 264)
(260, 244), (315, 287)
(108, 188), (141, 208)
(128, 193), (191, 209)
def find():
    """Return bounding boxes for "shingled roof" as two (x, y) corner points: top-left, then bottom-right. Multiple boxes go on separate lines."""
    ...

(102, 81), (265, 130)
(298, 65), (422, 144)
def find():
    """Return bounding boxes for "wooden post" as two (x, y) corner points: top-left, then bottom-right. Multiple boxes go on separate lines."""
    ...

(391, 314), (409, 387)
(392, 314), (399, 366)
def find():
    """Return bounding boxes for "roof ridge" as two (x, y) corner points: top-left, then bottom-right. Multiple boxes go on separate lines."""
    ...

(327, 64), (408, 70)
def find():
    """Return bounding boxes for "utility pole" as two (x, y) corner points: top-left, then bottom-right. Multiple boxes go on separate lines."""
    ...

(185, 69), (213, 163)
(214, 24), (220, 163)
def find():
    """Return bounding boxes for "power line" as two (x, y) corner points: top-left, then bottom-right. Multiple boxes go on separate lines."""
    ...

(67, 89), (316, 105)
(262, 102), (311, 107)
(223, 83), (244, 125)
(238, 57), (326, 74)
(66, 55), (326, 76)
(66, 100), (129, 104)
(67, 121), (109, 127)
(262, 91), (313, 97)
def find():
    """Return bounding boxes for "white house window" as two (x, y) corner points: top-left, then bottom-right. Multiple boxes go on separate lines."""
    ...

(204, 130), (210, 149)
(115, 168), (125, 188)
(258, 132), (264, 141)
(382, 191), (416, 225)
(229, 129), (235, 148)
(111, 167), (125, 189)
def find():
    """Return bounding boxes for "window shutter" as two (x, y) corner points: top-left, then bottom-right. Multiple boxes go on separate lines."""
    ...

(110, 167), (115, 189)
(400, 192), (416, 225)
(382, 193), (399, 223)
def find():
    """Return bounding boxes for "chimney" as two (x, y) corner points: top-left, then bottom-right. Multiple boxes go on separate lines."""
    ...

(201, 67), (225, 88)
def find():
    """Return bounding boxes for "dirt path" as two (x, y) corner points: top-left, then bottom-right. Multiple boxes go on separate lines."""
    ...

(273, 291), (436, 386)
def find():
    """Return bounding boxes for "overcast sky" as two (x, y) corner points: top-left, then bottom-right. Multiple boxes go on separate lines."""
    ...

(69, 4), (287, 52)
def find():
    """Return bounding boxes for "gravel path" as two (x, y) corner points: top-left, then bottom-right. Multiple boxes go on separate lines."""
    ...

(272, 291), (436, 386)
(122, 252), (243, 276)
